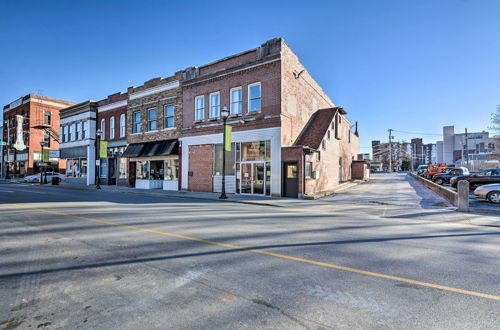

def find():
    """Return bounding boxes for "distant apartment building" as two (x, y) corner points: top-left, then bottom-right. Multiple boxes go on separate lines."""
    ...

(436, 125), (498, 169)
(179, 38), (360, 198)
(2, 94), (74, 177)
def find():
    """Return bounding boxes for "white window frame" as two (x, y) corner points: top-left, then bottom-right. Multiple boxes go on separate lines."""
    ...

(133, 111), (141, 133)
(195, 95), (205, 121)
(110, 116), (115, 139)
(62, 125), (67, 142)
(209, 92), (220, 118)
(82, 121), (87, 139)
(147, 108), (157, 131)
(230, 87), (242, 115)
(247, 82), (261, 113)
(100, 119), (106, 140)
(164, 104), (175, 129)
(120, 114), (126, 137)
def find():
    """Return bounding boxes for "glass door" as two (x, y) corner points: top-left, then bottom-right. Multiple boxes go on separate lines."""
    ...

(253, 163), (265, 195)
(240, 163), (252, 194)
(239, 161), (266, 195)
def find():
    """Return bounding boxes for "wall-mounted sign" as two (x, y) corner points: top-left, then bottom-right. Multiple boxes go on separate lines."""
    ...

(13, 115), (26, 151)
(49, 150), (60, 158)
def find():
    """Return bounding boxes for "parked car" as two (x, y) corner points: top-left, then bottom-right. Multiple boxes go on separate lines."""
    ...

(450, 168), (500, 189)
(23, 172), (65, 183)
(416, 165), (428, 176)
(473, 184), (500, 204)
(421, 163), (448, 179)
(432, 167), (469, 185)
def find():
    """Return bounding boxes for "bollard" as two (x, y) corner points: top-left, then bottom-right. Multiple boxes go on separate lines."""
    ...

(457, 180), (469, 212)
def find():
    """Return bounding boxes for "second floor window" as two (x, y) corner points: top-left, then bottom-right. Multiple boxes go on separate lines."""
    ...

(210, 92), (220, 118)
(230, 87), (242, 115)
(120, 114), (126, 137)
(195, 96), (204, 121)
(81, 122), (86, 139)
(133, 111), (141, 133)
(44, 131), (51, 148)
(110, 116), (115, 139)
(100, 119), (106, 140)
(248, 83), (261, 112)
(69, 124), (75, 141)
(62, 125), (67, 142)
(44, 111), (51, 125)
(148, 108), (157, 131)
(76, 122), (81, 140)
(164, 105), (174, 128)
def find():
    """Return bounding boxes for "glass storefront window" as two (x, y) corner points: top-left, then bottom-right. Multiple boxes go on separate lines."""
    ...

(165, 159), (178, 180)
(214, 144), (236, 176)
(241, 141), (266, 161)
(100, 158), (107, 177)
(149, 160), (164, 180)
(137, 161), (149, 180)
(66, 158), (87, 177)
(119, 158), (127, 179)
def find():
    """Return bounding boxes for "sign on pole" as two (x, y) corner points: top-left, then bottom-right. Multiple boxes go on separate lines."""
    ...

(225, 125), (232, 151)
(42, 149), (50, 162)
(99, 141), (108, 158)
(0, 141), (6, 146)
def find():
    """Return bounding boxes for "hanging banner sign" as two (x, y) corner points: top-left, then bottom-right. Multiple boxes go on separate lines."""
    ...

(99, 141), (108, 158)
(13, 115), (26, 151)
(225, 125), (232, 151)
(42, 148), (50, 162)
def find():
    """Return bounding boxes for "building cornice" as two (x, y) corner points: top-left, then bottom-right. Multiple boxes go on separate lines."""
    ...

(129, 81), (180, 100)
(97, 100), (128, 113)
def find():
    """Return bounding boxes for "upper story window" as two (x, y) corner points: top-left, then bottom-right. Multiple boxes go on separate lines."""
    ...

(327, 130), (331, 140)
(44, 131), (51, 148)
(120, 114), (126, 137)
(62, 126), (67, 143)
(248, 82), (261, 113)
(133, 111), (141, 133)
(69, 123), (75, 141)
(209, 92), (220, 118)
(44, 111), (51, 125)
(322, 140), (326, 150)
(195, 96), (205, 121)
(148, 108), (157, 131)
(230, 87), (242, 115)
(110, 116), (115, 139)
(75, 122), (81, 140)
(100, 119), (106, 140)
(164, 105), (174, 129)
(81, 122), (86, 139)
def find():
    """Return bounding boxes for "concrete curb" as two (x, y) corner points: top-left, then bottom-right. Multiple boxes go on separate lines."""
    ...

(45, 184), (285, 208)
(470, 207), (500, 215)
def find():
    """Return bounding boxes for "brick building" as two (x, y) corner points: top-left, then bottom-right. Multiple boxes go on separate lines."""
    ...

(96, 92), (128, 186)
(180, 38), (361, 198)
(122, 73), (183, 189)
(2, 94), (74, 177)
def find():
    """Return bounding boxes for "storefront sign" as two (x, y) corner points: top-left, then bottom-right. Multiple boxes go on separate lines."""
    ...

(225, 125), (232, 151)
(49, 150), (60, 158)
(99, 141), (108, 158)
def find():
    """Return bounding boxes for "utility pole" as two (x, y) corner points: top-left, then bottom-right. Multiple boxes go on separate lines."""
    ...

(388, 129), (393, 172)
(464, 128), (469, 169)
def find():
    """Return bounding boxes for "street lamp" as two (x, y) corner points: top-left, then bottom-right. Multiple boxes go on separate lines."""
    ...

(39, 141), (45, 185)
(219, 105), (230, 199)
(95, 129), (102, 189)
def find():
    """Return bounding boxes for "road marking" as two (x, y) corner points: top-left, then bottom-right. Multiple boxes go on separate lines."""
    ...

(7, 203), (500, 302)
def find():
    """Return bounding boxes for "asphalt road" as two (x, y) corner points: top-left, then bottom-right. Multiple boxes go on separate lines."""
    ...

(1, 174), (500, 329)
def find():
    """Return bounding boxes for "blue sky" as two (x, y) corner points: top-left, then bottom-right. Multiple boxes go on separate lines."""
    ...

(1, 0), (499, 151)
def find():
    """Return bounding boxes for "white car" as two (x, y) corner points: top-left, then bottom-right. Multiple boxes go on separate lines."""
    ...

(23, 172), (65, 183)
(473, 184), (500, 204)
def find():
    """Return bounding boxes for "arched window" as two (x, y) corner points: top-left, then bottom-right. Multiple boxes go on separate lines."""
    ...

(120, 114), (126, 137)
(100, 119), (106, 140)
(110, 116), (115, 139)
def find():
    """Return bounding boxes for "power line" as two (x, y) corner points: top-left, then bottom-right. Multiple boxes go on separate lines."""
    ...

(392, 129), (442, 136)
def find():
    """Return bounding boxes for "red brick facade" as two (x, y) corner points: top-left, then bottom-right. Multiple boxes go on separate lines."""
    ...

(187, 144), (213, 192)
(97, 92), (128, 143)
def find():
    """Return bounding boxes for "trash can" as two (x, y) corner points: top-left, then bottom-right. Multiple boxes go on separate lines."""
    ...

(51, 177), (60, 185)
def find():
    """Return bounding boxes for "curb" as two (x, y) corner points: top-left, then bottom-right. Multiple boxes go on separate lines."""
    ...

(469, 207), (500, 215)
(45, 184), (284, 208)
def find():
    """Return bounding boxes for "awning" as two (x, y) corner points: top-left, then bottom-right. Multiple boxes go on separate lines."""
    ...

(122, 143), (144, 158)
(122, 139), (178, 158)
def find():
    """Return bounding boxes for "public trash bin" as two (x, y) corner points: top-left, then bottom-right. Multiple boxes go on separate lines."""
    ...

(51, 177), (60, 185)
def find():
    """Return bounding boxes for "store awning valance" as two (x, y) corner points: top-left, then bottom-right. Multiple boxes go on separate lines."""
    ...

(122, 139), (178, 158)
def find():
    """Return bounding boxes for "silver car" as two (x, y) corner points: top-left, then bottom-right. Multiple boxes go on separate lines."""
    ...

(474, 184), (500, 204)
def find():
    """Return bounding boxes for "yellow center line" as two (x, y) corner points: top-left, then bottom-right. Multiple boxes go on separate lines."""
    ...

(7, 203), (500, 302)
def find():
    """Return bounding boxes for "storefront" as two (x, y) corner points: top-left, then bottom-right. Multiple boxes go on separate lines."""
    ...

(60, 145), (94, 185)
(122, 139), (179, 190)
(99, 145), (128, 186)
(180, 127), (281, 196)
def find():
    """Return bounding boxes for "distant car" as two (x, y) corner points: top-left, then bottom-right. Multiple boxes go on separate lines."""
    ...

(23, 172), (65, 183)
(474, 184), (500, 204)
(432, 167), (469, 185)
(416, 165), (428, 175)
(450, 168), (500, 189)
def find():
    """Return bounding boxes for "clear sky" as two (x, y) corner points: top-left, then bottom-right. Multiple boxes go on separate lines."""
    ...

(1, 0), (499, 151)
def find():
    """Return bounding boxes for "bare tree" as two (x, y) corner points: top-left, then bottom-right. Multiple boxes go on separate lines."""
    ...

(489, 105), (500, 133)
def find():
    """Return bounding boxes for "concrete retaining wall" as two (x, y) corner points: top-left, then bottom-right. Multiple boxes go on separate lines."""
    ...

(410, 173), (457, 206)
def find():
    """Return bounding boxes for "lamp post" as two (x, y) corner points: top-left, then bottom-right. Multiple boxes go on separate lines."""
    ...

(95, 129), (102, 189)
(219, 105), (229, 199)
